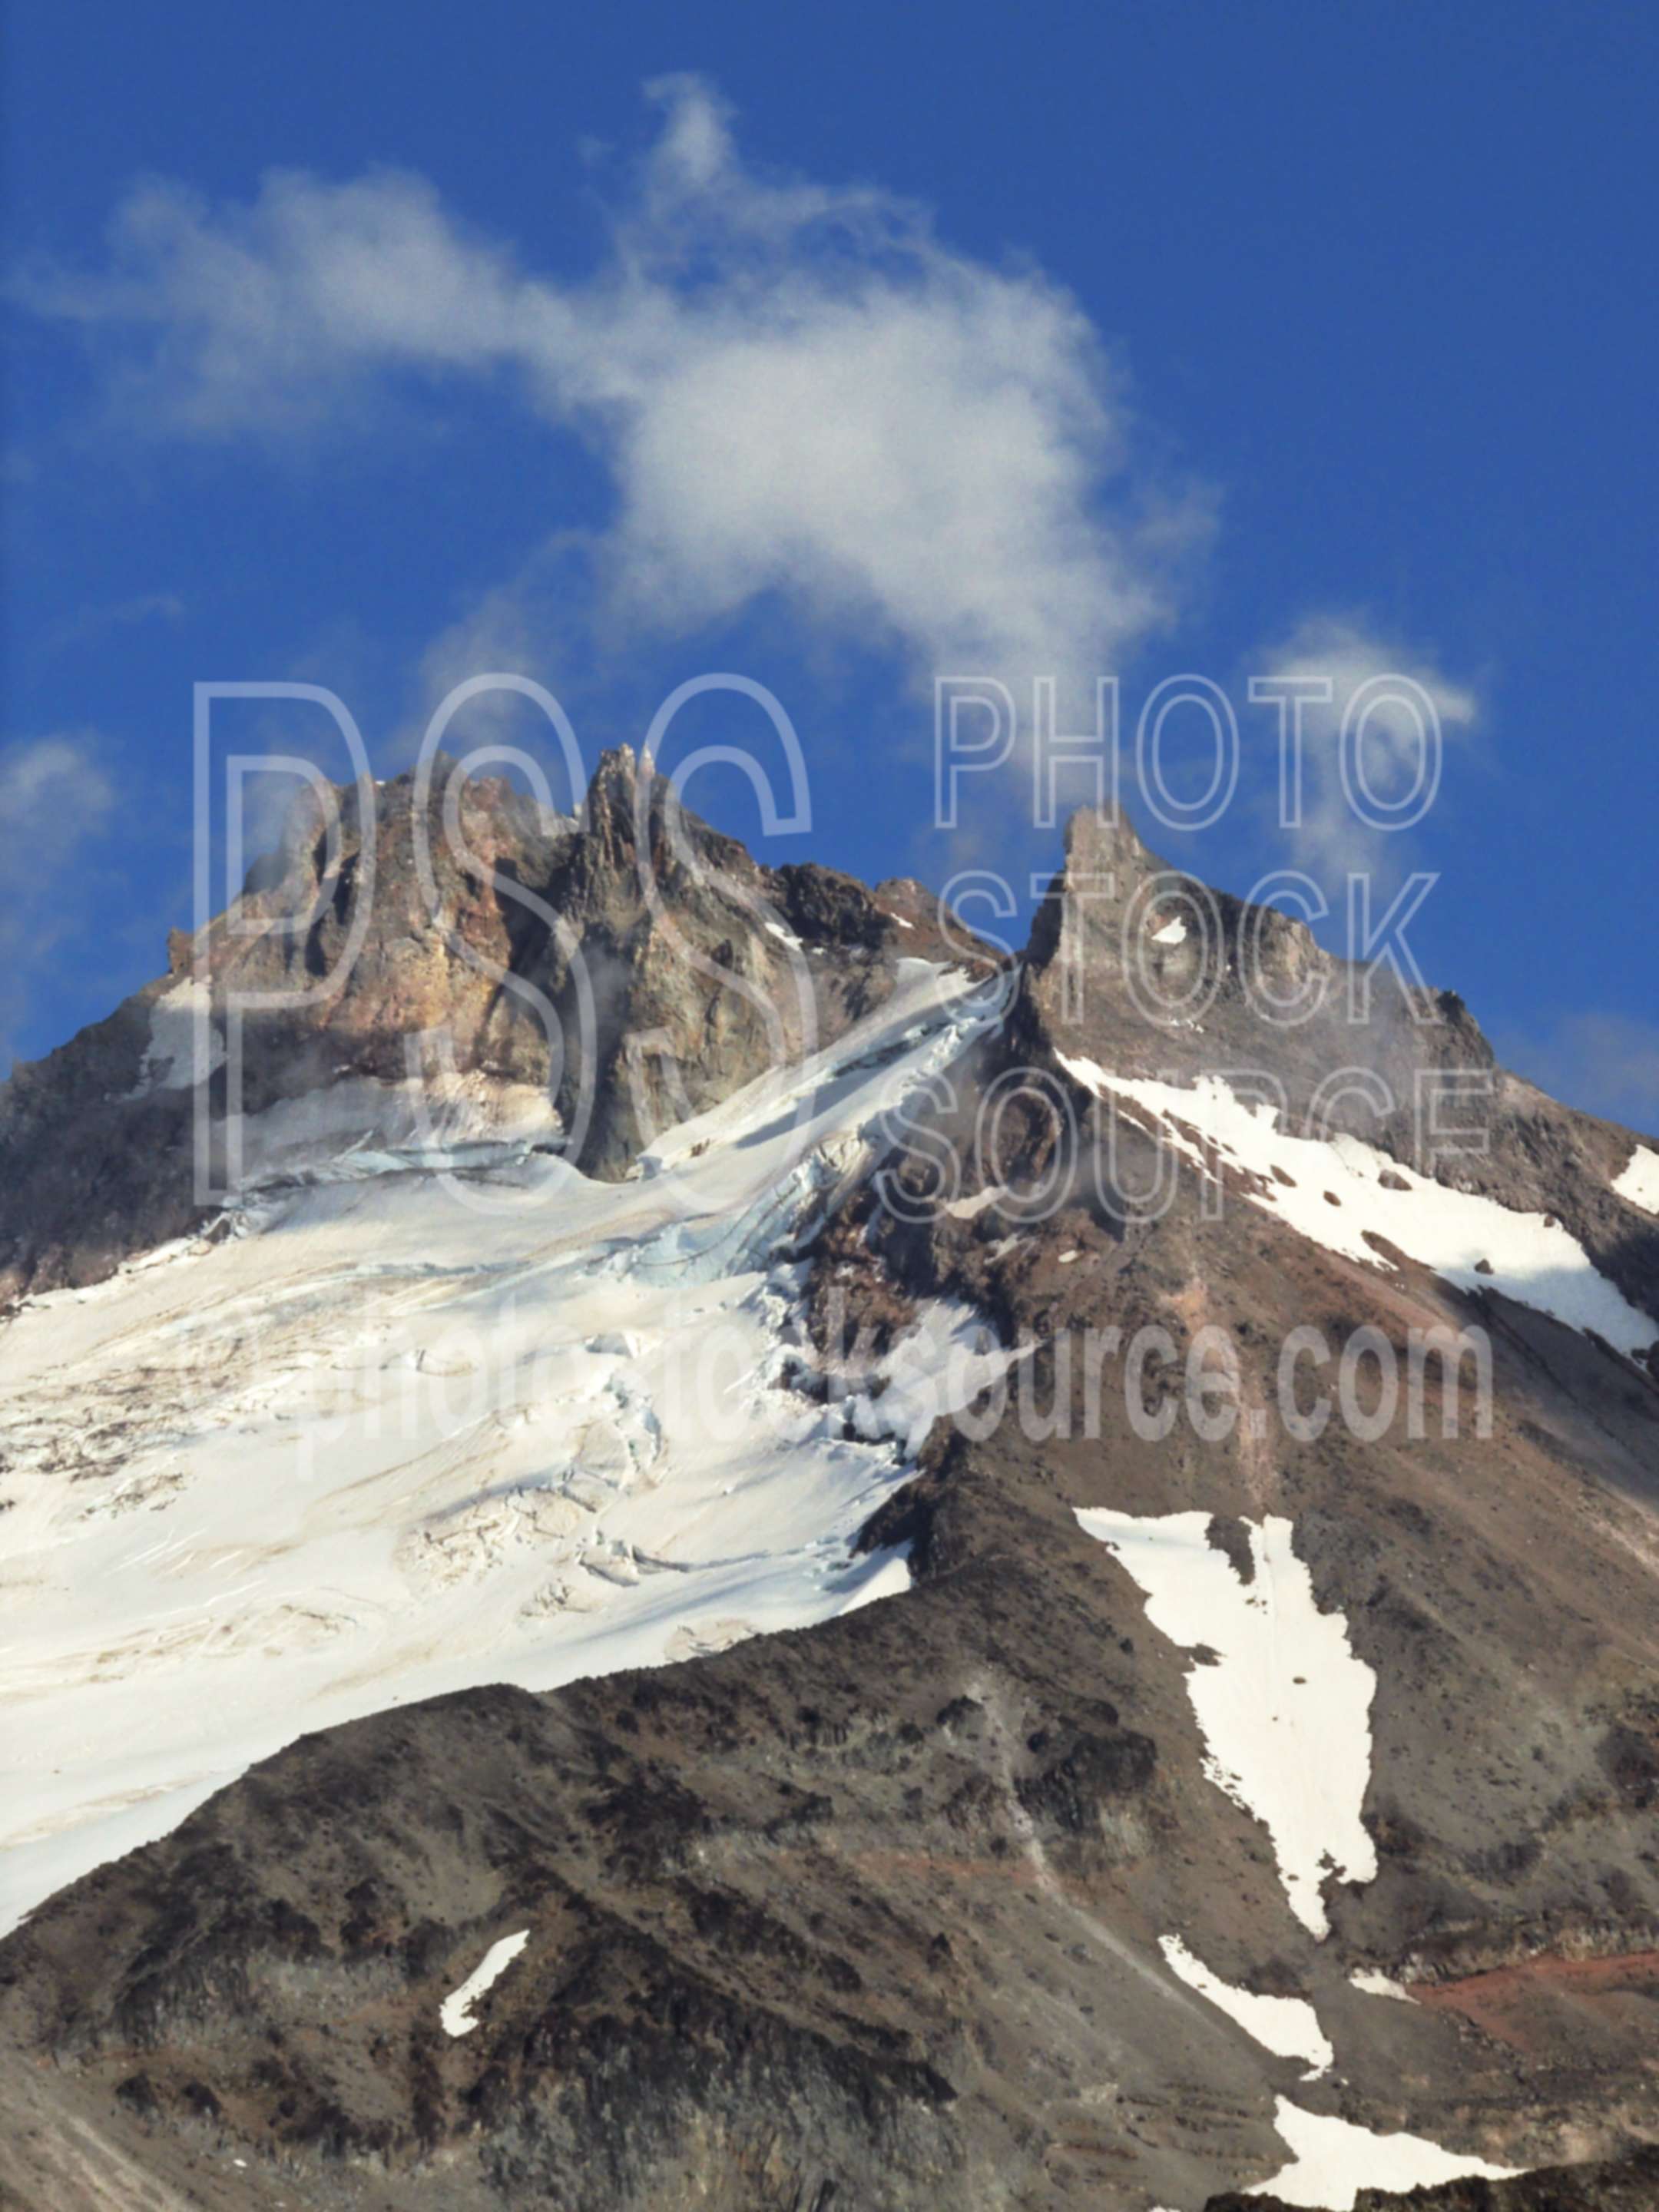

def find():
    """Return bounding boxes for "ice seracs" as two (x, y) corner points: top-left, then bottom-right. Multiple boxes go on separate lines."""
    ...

(1075, 1509), (1376, 1937)
(843, 1298), (1032, 1455)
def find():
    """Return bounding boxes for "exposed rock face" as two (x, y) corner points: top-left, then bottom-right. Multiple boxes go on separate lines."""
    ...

(0, 750), (982, 1302)
(1019, 806), (1659, 1330)
(1, 802), (1656, 2209)
(1020, 803), (1493, 1127)
(0, 763), (555, 1303)
(530, 751), (945, 1176)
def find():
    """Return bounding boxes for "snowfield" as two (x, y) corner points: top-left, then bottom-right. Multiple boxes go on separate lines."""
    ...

(1158, 1933), (1332, 2075)
(1081, 1511), (1534, 2204)
(440, 1929), (531, 2038)
(1075, 1508), (1376, 1938)
(1058, 1055), (1657, 1361)
(1612, 1143), (1659, 1216)
(0, 963), (1006, 1936)
(1249, 2094), (1520, 2208)
(1349, 1967), (1416, 2002)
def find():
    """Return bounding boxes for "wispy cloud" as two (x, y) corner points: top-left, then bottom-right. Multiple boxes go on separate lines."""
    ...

(1496, 1011), (1659, 1139)
(14, 75), (1209, 727)
(0, 734), (117, 1071)
(45, 590), (187, 655)
(1257, 613), (1479, 889)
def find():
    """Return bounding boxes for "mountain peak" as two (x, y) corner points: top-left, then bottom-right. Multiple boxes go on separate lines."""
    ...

(0, 765), (964, 1297)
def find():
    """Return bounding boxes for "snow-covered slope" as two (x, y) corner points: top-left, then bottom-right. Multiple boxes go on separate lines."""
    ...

(0, 962), (1007, 1936)
(1075, 1508), (1376, 1938)
(1247, 2095), (1520, 2209)
(1059, 1055), (1657, 1362)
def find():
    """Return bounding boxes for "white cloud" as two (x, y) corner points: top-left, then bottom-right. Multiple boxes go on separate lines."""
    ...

(15, 76), (1208, 724)
(0, 734), (114, 879)
(1258, 613), (1479, 886)
(0, 734), (117, 1069)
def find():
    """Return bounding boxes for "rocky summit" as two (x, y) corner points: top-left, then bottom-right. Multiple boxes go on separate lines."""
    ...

(1, 756), (1656, 2211)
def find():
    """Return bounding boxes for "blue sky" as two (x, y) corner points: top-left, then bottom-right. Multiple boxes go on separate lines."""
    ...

(4, 2), (1656, 1129)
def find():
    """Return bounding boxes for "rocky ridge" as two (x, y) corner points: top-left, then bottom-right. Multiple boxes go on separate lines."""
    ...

(0, 747), (982, 1303)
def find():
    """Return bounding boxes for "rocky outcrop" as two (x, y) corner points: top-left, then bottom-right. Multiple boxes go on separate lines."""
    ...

(1018, 803), (1659, 1346)
(0, 750), (989, 1302)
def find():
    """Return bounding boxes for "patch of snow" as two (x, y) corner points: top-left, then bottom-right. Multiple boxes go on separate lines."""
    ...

(942, 1184), (1008, 1220)
(1249, 2094), (1522, 2207)
(1159, 1935), (1331, 2075)
(440, 1929), (529, 2036)
(853, 1299), (1031, 1456)
(128, 979), (225, 1095)
(833, 1546), (912, 1614)
(1057, 1248), (1081, 1263)
(1612, 1144), (1659, 1215)
(1349, 1967), (1416, 2002)
(639, 963), (994, 1181)
(1075, 1509), (1375, 1937)
(1058, 1055), (1657, 1361)
(1151, 916), (1187, 945)
(763, 919), (804, 949)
